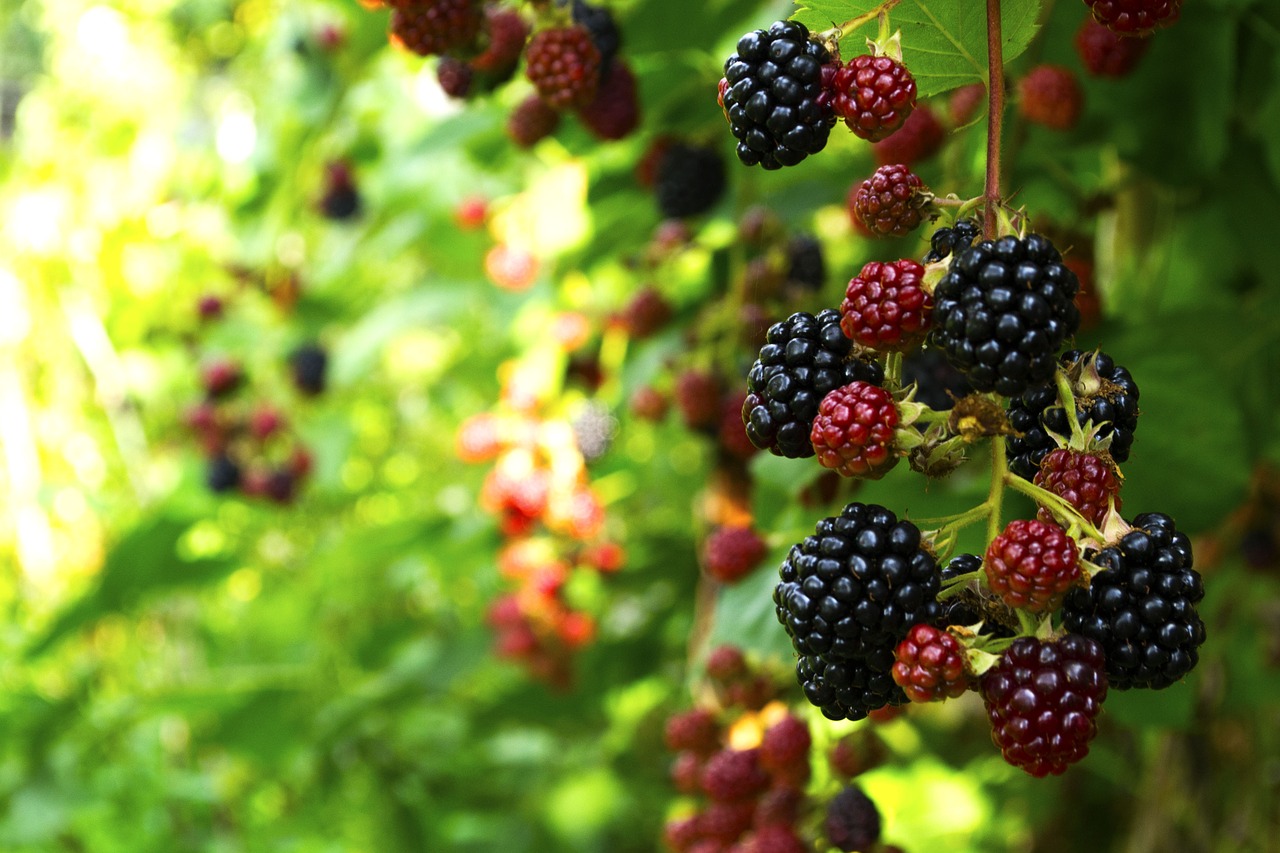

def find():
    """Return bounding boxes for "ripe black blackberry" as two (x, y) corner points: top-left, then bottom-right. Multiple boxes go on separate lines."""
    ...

(901, 348), (972, 411)
(785, 234), (825, 292)
(824, 784), (882, 853)
(290, 343), (329, 396)
(206, 454), (242, 493)
(928, 234), (1080, 398)
(560, 0), (620, 78)
(924, 219), (982, 263)
(776, 502), (942, 720)
(719, 20), (836, 170)
(1062, 513), (1205, 689)
(939, 553), (1017, 636)
(654, 142), (726, 219)
(1006, 349), (1140, 480)
(742, 310), (885, 458)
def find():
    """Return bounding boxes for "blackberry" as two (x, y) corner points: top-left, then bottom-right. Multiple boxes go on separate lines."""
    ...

(785, 234), (825, 291)
(982, 634), (1108, 776)
(206, 454), (242, 493)
(891, 623), (971, 702)
(839, 258), (932, 351)
(742, 310), (885, 458)
(850, 163), (928, 237)
(525, 25), (601, 110)
(703, 526), (768, 584)
(719, 20), (836, 169)
(984, 518), (1082, 613)
(654, 142), (726, 219)
(1075, 17), (1151, 78)
(389, 0), (483, 58)
(928, 234), (1081, 397)
(901, 348), (972, 411)
(507, 94), (561, 148)
(923, 219), (981, 263)
(1017, 64), (1084, 131)
(1084, 0), (1181, 35)
(319, 162), (360, 220)
(776, 502), (942, 720)
(824, 784), (881, 853)
(560, 0), (620, 77)
(1006, 349), (1139, 480)
(1034, 448), (1123, 527)
(830, 54), (917, 142)
(810, 381), (900, 479)
(873, 102), (945, 167)
(701, 748), (770, 802)
(939, 553), (1017, 636)
(289, 343), (329, 396)
(577, 60), (640, 141)
(1062, 513), (1205, 689)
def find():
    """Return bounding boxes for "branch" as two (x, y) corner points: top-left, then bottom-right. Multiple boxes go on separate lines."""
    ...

(984, 0), (1005, 239)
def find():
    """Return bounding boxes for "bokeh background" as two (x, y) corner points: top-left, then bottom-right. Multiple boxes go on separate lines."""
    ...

(0, 0), (1279, 850)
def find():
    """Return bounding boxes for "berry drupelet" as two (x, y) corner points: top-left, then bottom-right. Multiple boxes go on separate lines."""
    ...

(719, 20), (836, 169)
(742, 310), (884, 458)
(928, 233), (1080, 398)
(775, 502), (942, 720)
(1062, 512), (1205, 689)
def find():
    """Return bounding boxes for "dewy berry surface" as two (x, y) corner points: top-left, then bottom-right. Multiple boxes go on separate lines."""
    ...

(775, 502), (941, 720)
(1062, 513), (1206, 689)
(742, 310), (885, 458)
(928, 234), (1080, 397)
(984, 518), (1082, 613)
(981, 634), (1108, 777)
(719, 20), (835, 169)
(830, 54), (917, 142)
(810, 381), (900, 479)
(840, 258), (932, 351)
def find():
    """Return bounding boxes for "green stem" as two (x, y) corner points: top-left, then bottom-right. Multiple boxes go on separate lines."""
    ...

(1004, 472), (1106, 542)
(1053, 366), (1086, 445)
(986, 438), (1008, 544)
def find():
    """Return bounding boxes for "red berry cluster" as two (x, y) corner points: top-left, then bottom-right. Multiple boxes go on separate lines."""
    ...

(458, 345), (627, 686)
(182, 292), (319, 504)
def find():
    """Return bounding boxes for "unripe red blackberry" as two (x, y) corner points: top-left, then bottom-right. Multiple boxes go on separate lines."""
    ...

(577, 59), (641, 141)
(758, 714), (811, 775)
(849, 164), (929, 237)
(1075, 16), (1151, 77)
(507, 94), (561, 148)
(436, 56), (473, 98)
(872, 102), (945, 166)
(701, 801), (755, 845)
(525, 25), (601, 110)
(701, 748), (770, 802)
(829, 54), (917, 141)
(1084, 0), (1181, 35)
(671, 751), (703, 794)
(1034, 448), (1122, 527)
(948, 82), (985, 125)
(704, 526), (768, 583)
(984, 519), (1082, 612)
(676, 369), (722, 432)
(197, 294), (224, 321)
(663, 815), (702, 852)
(828, 731), (887, 779)
(665, 709), (721, 755)
(470, 6), (528, 74)
(1017, 64), (1084, 131)
(719, 20), (836, 169)
(705, 645), (748, 682)
(754, 787), (804, 829)
(981, 634), (1108, 776)
(389, 0), (483, 58)
(739, 825), (807, 853)
(718, 391), (759, 460)
(810, 381), (900, 480)
(840, 259), (931, 351)
(619, 286), (672, 339)
(630, 385), (669, 421)
(824, 785), (881, 853)
(891, 623), (971, 702)
(201, 358), (243, 399)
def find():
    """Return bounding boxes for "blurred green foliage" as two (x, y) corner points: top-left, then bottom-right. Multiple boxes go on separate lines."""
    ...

(0, 0), (1277, 850)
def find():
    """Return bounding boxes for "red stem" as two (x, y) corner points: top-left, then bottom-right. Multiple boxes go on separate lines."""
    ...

(984, 0), (1005, 239)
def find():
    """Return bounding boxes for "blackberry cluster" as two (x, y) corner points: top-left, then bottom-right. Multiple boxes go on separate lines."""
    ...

(923, 219), (981, 263)
(719, 21), (836, 169)
(1062, 513), (1205, 689)
(654, 142), (726, 219)
(775, 502), (942, 720)
(1006, 349), (1140, 480)
(742, 311), (885, 458)
(928, 234), (1081, 397)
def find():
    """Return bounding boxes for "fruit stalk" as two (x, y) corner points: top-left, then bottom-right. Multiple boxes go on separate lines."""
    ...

(984, 0), (1005, 239)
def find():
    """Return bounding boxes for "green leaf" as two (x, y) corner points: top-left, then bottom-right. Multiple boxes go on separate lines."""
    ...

(793, 0), (1043, 97)
(25, 514), (236, 658)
